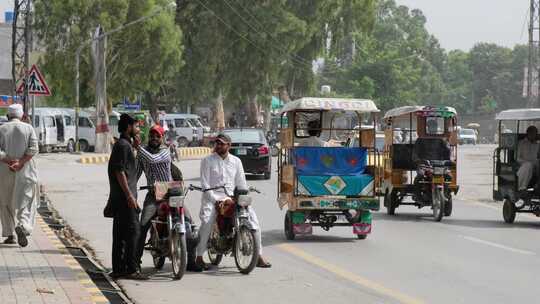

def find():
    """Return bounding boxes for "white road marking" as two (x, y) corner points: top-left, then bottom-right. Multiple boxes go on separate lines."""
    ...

(462, 235), (536, 255)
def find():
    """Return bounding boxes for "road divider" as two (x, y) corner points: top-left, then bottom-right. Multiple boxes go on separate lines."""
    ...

(78, 147), (212, 164)
(278, 244), (425, 304)
(177, 147), (212, 159)
(79, 154), (109, 164)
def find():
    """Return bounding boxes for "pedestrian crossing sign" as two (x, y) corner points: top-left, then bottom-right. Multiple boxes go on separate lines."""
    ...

(16, 64), (51, 96)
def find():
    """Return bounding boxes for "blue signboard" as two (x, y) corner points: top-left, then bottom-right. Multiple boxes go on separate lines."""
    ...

(123, 96), (141, 110)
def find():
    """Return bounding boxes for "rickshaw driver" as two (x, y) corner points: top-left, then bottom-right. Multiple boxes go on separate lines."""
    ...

(412, 119), (451, 164)
(298, 120), (329, 147)
(516, 126), (540, 199)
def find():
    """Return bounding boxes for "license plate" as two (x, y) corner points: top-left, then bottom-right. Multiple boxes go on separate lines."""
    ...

(169, 196), (184, 208)
(433, 176), (444, 184)
(236, 148), (247, 155)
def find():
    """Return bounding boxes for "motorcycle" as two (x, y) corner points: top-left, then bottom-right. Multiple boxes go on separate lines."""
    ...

(189, 184), (261, 274)
(414, 160), (453, 221)
(266, 131), (279, 157)
(140, 181), (192, 280)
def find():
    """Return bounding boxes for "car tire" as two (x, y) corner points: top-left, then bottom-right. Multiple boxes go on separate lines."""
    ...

(264, 171), (271, 180)
(177, 137), (189, 147)
(79, 139), (89, 152)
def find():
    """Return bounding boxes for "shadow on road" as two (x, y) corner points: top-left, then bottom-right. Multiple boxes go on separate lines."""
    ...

(262, 229), (356, 247)
(373, 212), (433, 222)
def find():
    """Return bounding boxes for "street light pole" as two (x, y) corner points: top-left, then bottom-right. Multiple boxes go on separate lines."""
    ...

(73, 1), (176, 153)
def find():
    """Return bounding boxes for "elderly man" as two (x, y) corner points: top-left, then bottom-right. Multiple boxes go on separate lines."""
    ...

(517, 126), (540, 199)
(195, 133), (271, 271)
(0, 104), (39, 247)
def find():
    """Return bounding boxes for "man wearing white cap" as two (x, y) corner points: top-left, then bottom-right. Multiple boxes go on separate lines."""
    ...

(0, 104), (39, 247)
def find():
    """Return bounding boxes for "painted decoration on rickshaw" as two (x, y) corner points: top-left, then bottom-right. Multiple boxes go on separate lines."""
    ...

(297, 175), (374, 196)
(294, 147), (367, 176)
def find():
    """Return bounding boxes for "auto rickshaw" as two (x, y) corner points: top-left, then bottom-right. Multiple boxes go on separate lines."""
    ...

(493, 109), (540, 223)
(381, 106), (459, 221)
(277, 97), (381, 240)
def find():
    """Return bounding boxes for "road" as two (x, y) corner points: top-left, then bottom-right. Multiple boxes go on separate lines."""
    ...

(36, 145), (540, 304)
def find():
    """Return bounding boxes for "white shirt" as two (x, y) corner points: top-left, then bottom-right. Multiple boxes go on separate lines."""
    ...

(298, 136), (328, 147)
(517, 138), (540, 164)
(200, 152), (247, 202)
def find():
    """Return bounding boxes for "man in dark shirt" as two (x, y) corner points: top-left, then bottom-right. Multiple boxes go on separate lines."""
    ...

(107, 114), (147, 280)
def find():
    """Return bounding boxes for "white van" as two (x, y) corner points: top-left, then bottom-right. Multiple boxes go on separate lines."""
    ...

(30, 108), (76, 153)
(158, 113), (199, 147)
(181, 114), (210, 145)
(65, 109), (96, 152)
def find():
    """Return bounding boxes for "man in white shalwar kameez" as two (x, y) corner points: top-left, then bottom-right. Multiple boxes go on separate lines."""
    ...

(194, 133), (271, 271)
(0, 104), (39, 247)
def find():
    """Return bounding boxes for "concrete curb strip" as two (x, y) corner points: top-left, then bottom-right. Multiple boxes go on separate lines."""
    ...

(78, 147), (211, 164)
(36, 215), (109, 304)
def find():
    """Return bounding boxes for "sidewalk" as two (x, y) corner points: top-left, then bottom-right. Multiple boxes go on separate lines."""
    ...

(0, 216), (108, 304)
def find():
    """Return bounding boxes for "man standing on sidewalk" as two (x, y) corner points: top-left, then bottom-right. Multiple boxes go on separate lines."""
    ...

(0, 104), (39, 247)
(107, 114), (147, 280)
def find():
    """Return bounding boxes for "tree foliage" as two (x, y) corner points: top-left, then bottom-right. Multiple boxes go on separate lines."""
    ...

(34, 0), (183, 108)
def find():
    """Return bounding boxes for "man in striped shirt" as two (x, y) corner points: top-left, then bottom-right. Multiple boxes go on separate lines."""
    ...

(134, 125), (173, 269)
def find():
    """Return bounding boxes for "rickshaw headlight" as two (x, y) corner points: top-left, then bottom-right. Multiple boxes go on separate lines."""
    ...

(237, 195), (252, 207)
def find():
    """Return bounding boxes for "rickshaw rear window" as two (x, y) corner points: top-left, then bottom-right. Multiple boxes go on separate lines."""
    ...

(425, 117), (445, 135)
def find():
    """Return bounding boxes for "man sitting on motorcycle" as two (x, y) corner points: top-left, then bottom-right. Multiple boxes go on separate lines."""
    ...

(135, 124), (198, 271)
(412, 118), (451, 201)
(195, 133), (271, 271)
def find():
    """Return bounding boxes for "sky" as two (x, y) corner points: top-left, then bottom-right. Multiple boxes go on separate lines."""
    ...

(396, 0), (529, 50)
(0, 0), (530, 51)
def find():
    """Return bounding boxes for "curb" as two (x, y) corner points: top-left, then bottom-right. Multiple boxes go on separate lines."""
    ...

(178, 147), (212, 159)
(37, 215), (109, 304)
(79, 155), (109, 164)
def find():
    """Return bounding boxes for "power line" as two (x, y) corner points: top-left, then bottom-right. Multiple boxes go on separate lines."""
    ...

(194, 0), (318, 74)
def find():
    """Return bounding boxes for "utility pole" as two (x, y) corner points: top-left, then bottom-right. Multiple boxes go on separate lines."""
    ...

(527, 0), (540, 108)
(11, 0), (32, 115)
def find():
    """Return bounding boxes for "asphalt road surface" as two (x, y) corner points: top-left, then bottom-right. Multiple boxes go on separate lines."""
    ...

(36, 145), (540, 304)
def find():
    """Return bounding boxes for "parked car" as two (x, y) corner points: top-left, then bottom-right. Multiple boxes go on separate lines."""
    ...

(458, 128), (477, 145)
(30, 108), (76, 153)
(223, 128), (272, 179)
(158, 113), (199, 147)
(65, 109), (96, 152)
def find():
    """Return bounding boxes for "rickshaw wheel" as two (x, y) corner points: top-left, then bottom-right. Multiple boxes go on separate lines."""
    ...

(284, 211), (296, 240)
(356, 234), (367, 240)
(444, 195), (453, 216)
(385, 191), (396, 215)
(503, 199), (516, 224)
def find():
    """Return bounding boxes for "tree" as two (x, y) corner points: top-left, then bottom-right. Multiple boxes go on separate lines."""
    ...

(33, 0), (183, 111)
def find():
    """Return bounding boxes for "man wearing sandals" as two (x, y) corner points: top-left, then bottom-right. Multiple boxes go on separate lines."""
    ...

(194, 133), (271, 271)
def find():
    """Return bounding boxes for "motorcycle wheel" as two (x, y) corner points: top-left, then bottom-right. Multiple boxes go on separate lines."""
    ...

(503, 199), (517, 224)
(150, 231), (165, 270)
(432, 188), (444, 222)
(207, 248), (223, 266)
(169, 231), (187, 280)
(444, 194), (453, 217)
(385, 190), (396, 215)
(234, 226), (259, 275)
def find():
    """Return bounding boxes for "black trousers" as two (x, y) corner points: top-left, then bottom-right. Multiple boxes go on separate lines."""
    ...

(112, 207), (140, 274)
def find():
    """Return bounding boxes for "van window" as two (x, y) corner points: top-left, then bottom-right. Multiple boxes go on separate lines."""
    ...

(175, 119), (189, 128)
(34, 115), (40, 127)
(109, 115), (119, 125)
(44, 116), (55, 127)
(64, 116), (73, 126)
(79, 117), (93, 128)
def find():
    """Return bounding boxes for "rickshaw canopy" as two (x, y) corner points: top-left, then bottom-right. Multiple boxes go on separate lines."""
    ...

(384, 105), (457, 120)
(495, 108), (540, 121)
(279, 97), (379, 114)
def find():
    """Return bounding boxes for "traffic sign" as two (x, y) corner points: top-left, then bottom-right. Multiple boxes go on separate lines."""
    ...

(16, 64), (51, 96)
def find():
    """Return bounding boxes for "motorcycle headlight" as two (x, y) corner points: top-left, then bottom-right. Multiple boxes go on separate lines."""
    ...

(169, 196), (185, 208)
(237, 195), (252, 207)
